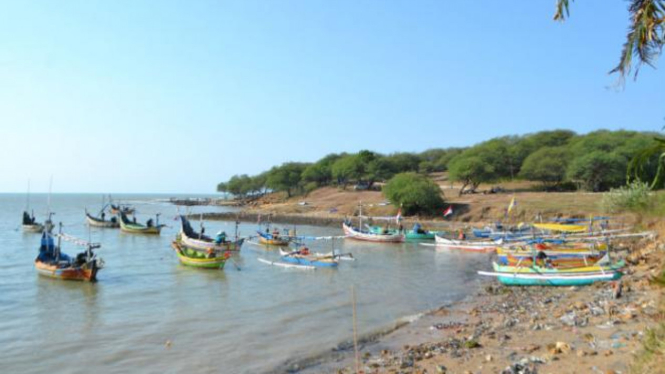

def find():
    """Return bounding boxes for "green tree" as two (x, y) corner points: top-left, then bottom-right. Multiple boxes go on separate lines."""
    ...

(448, 155), (496, 195)
(383, 172), (445, 215)
(266, 163), (308, 197)
(385, 152), (421, 173)
(554, 0), (664, 80)
(519, 146), (570, 188)
(567, 151), (626, 191)
(332, 155), (362, 188)
(302, 153), (343, 186)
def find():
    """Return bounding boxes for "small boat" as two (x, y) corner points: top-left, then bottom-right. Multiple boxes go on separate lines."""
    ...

(343, 222), (404, 243)
(405, 230), (441, 240)
(433, 235), (499, 253)
(34, 227), (104, 282)
(171, 241), (229, 269)
(492, 260), (625, 275)
(501, 253), (608, 268)
(110, 203), (135, 215)
(22, 210), (44, 233)
(257, 231), (291, 246)
(478, 270), (621, 286)
(279, 248), (340, 267)
(118, 212), (164, 235)
(85, 209), (119, 228)
(178, 216), (243, 252)
(258, 257), (316, 270)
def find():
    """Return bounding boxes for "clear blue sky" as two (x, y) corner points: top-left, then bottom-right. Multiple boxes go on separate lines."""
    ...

(1, 1), (662, 193)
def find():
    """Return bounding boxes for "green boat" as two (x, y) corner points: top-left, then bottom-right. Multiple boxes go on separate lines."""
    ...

(172, 241), (228, 269)
(405, 230), (443, 240)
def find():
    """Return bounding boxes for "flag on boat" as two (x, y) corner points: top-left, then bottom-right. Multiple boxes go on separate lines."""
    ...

(443, 206), (454, 217)
(507, 197), (517, 214)
(395, 207), (402, 224)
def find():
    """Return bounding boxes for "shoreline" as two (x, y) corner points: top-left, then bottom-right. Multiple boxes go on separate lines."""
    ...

(307, 236), (664, 374)
(258, 234), (663, 374)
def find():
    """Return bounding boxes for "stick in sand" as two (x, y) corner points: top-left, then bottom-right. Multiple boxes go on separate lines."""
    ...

(352, 285), (360, 374)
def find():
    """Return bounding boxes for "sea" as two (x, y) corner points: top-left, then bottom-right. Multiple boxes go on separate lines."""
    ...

(0, 193), (489, 373)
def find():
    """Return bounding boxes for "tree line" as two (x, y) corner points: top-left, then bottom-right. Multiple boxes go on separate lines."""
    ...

(217, 129), (661, 199)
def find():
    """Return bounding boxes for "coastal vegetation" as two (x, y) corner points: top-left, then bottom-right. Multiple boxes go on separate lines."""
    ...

(383, 173), (445, 215)
(217, 130), (662, 208)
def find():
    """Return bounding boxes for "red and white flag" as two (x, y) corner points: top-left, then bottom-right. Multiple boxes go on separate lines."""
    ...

(443, 206), (454, 217)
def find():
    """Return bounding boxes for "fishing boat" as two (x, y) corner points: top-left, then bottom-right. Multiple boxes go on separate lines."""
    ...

(501, 252), (608, 268)
(343, 222), (404, 242)
(492, 260), (625, 275)
(22, 211), (45, 233)
(34, 226), (104, 282)
(257, 231), (291, 246)
(178, 215), (243, 252)
(171, 241), (229, 269)
(278, 248), (339, 268)
(433, 235), (499, 252)
(477, 271), (621, 286)
(118, 212), (164, 235)
(85, 209), (119, 228)
(496, 243), (607, 259)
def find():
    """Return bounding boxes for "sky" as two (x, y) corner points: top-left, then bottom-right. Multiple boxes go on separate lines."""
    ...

(0, 0), (663, 193)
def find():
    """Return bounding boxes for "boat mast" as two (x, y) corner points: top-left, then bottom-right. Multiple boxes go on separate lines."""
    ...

(25, 179), (30, 212)
(358, 201), (362, 231)
(55, 222), (62, 261)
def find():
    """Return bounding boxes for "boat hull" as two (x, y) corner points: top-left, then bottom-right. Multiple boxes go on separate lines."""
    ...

(172, 242), (227, 269)
(434, 236), (497, 253)
(86, 214), (119, 228)
(34, 260), (98, 282)
(23, 224), (44, 233)
(343, 223), (404, 243)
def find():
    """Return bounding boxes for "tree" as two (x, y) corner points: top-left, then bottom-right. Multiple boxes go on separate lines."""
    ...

(332, 155), (362, 188)
(448, 155), (497, 195)
(266, 163), (308, 197)
(567, 151), (626, 191)
(554, 0), (664, 80)
(302, 153), (343, 186)
(385, 152), (421, 173)
(383, 172), (445, 215)
(519, 146), (570, 188)
(216, 182), (228, 193)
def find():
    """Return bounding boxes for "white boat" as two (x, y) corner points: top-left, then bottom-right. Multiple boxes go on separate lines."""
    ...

(433, 235), (499, 253)
(343, 222), (404, 243)
(258, 257), (316, 270)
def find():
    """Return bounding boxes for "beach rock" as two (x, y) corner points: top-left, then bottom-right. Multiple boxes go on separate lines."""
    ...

(435, 365), (447, 373)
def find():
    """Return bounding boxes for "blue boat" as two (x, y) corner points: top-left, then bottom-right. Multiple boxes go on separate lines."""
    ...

(279, 249), (338, 268)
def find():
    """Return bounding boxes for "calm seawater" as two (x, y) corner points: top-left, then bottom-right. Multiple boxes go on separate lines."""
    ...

(0, 194), (488, 373)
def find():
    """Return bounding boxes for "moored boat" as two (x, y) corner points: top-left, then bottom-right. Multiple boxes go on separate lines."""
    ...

(433, 235), (498, 252)
(85, 209), (119, 228)
(492, 260), (625, 275)
(343, 222), (404, 243)
(257, 231), (291, 246)
(34, 227), (104, 282)
(118, 212), (164, 235)
(278, 248), (339, 267)
(478, 271), (620, 286)
(178, 215), (243, 252)
(172, 241), (229, 269)
(110, 204), (135, 215)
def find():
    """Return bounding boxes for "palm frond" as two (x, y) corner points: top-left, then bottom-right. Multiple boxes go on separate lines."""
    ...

(610, 0), (665, 79)
(554, 0), (572, 21)
(628, 137), (665, 189)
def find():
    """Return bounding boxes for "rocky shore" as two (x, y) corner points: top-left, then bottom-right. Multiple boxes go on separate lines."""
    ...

(316, 237), (664, 374)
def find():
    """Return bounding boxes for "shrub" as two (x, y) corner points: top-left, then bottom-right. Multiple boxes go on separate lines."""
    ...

(383, 172), (445, 215)
(601, 181), (653, 213)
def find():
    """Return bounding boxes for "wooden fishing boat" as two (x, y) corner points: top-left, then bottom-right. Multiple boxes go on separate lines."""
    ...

(405, 230), (442, 240)
(118, 212), (164, 235)
(110, 204), (135, 215)
(492, 260), (625, 275)
(172, 241), (229, 269)
(478, 271), (620, 286)
(34, 229), (104, 282)
(433, 235), (499, 252)
(178, 216), (243, 252)
(502, 253), (608, 268)
(278, 248), (339, 268)
(496, 244), (606, 259)
(258, 257), (316, 270)
(85, 209), (119, 228)
(257, 231), (290, 246)
(343, 222), (404, 243)
(22, 211), (52, 233)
